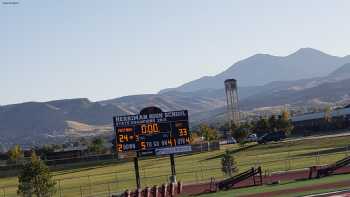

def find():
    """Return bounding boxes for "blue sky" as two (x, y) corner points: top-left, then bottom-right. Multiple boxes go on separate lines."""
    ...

(1, 0), (350, 105)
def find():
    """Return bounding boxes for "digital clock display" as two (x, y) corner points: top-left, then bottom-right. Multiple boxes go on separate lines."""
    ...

(113, 110), (191, 156)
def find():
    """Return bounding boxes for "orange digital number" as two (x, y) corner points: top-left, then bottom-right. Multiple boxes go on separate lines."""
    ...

(118, 135), (124, 143)
(168, 138), (176, 146)
(141, 125), (147, 134)
(173, 138), (177, 146)
(179, 128), (188, 136)
(141, 123), (160, 134)
(168, 139), (172, 146)
(118, 134), (129, 143)
(117, 144), (123, 152)
(141, 141), (146, 150)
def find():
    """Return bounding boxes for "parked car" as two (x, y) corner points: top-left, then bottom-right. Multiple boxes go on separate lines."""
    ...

(227, 137), (237, 144)
(219, 137), (237, 145)
(245, 133), (258, 142)
(225, 137), (237, 144)
(257, 131), (286, 144)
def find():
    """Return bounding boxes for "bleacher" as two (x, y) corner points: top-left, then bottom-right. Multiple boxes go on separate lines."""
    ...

(217, 167), (262, 190)
(316, 156), (350, 178)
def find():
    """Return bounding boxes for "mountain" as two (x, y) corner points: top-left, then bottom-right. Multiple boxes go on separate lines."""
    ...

(0, 98), (125, 145)
(161, 48), (350, 93)
(102, 62), (350, 122)
(328, 63), (350, 80)
(100, 90), (226, 115)
(2, 48), (350, 147)
(240, 77), (350, 110)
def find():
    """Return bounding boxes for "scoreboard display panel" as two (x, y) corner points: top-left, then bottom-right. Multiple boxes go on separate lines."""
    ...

(113, 110), (191, 156)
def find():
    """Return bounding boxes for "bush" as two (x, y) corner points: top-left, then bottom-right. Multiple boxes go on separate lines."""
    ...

(221, 150), (238, 177)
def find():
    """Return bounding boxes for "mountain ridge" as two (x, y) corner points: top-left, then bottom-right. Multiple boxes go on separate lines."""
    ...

(2, 48), (350, 147)
(161, 48), (350, 93)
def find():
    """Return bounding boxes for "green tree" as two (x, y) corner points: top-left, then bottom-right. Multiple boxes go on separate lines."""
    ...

(231, 122), (239, 133)
(276, 110), (294, 136)
(199, 124), (218, 141)
(8, 144), (23, 164)
(324, 106), (332, 123)
(218, 122), (230, 132)
(88, 137), (105, 154)
(39, 145), (55, 160)
(254, 117), (270, 135)
(190, 132), (199, 143)
(268, 115), (278, 131)
(18, 152), (56, 197)
(221, 150), (238, 177)
(232, 124), (250, 145)
(79, 137), (89, 146)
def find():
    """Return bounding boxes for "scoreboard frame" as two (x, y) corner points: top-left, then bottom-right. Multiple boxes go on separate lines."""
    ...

(113, 109), (191, 157)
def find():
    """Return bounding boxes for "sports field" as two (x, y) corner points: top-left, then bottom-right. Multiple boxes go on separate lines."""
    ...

(1, 134), (350, 197)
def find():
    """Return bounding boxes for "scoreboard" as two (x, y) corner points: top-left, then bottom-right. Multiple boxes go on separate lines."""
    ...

(113, 110), (191, 157)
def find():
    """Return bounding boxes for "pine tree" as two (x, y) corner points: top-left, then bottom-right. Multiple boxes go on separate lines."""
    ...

(221, 150), (238, 177)
(18, 152), (56, 197)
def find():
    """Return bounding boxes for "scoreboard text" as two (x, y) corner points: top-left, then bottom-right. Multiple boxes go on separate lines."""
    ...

(113, 110), (190, 156)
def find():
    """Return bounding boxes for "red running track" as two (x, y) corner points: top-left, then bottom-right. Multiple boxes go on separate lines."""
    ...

(181, 166), (350, 196)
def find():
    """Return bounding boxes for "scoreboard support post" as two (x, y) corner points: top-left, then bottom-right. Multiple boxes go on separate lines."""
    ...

(169, 154), (177, 183)
(134, 157), (141, 189)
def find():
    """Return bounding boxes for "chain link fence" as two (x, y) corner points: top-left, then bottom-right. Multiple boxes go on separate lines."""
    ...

(2, 149), (350, 197)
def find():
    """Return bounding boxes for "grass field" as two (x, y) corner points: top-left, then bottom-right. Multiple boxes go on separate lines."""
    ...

(1, 134), (350, 197)
(199, 173), (350, 197)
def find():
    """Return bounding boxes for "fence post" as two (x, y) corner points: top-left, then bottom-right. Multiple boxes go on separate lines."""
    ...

(200, 162), (204, 181)
(108, 183), (111, 196)
(284, 159), (288, 171)
(88, 175), (92, 195)
(288, 151), (291, 170)
(2, 188), (5, 197)
(80, 186), (83, 197)
(288, 158), (291, 170)
(115, 171), (119, 191)
(58, 180), (62, 197)
(143, 167), (147, 186)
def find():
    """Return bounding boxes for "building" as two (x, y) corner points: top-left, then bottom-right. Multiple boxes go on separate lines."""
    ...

(291, 106), (350, 134)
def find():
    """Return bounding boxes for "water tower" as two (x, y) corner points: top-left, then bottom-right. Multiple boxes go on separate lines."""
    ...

(225, 79), (240, 134)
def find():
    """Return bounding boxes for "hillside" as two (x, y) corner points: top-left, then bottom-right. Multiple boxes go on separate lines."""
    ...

(0, 98), (126, 146)
(2, 48), (350, 147)
(161, 48), (350, 93)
